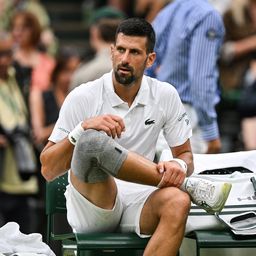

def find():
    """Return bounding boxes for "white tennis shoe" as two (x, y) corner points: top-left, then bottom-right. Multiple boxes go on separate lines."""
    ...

(185, 178), (232, 214)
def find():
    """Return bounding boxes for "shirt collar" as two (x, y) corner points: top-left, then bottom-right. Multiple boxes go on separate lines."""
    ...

(103, 71), (150, 107)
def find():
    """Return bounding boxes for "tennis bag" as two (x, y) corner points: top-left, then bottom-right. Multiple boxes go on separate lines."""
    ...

(185, 150), (256, 235)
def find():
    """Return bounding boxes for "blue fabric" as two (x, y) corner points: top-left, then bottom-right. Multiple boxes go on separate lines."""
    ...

(146, 0), (225, 140)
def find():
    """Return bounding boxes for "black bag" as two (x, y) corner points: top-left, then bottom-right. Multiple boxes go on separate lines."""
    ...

(0, 147), (5, 179)
(6, 126), (37, 180)
(0, 126), (6, 179)
(238, 81), (256, 118)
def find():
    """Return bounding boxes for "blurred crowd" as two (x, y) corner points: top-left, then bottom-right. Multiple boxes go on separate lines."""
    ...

(0, 0), (256, 244)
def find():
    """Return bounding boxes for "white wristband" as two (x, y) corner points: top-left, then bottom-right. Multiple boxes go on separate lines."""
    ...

(68, 121), (84, 145)
(170, 158), (187, 173)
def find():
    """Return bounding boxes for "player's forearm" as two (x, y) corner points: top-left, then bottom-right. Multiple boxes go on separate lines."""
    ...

(177, 151), (194, 177)
(40, 138), (74, 181)
(171, 140), (194, 177)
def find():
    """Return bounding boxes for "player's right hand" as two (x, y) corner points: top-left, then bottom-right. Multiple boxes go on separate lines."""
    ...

(82, 114), (125, 139)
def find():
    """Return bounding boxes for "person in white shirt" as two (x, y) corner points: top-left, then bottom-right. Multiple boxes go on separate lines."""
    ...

(41, 18), (231, 256)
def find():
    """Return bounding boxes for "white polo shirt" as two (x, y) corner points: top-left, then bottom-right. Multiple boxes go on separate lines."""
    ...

(49, 71), (192, 161)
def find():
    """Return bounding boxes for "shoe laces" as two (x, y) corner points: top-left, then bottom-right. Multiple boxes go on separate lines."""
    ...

(187, 179), (215, 201)
(196, 180), (215, 200)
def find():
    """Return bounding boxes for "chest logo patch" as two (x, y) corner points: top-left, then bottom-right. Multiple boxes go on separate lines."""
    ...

(145, 118), (155, 125)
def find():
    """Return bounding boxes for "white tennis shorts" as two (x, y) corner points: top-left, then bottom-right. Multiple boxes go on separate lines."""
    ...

(65, 178), (157, 237)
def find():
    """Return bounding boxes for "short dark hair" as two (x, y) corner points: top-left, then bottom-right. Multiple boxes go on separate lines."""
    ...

(115, 18), (155, 53)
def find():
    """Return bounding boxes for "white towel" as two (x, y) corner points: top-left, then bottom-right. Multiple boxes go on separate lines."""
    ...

(0, 222), (55, 256)
(2, 254), (48, 256)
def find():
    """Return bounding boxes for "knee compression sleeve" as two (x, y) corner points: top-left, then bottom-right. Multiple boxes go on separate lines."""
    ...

(71, 129), (128, 183)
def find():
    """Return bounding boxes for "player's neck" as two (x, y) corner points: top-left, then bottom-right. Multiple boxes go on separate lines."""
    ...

(114, 81), (141, 107)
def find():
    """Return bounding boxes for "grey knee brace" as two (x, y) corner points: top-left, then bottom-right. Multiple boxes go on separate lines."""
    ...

(71, 129), (128, 183)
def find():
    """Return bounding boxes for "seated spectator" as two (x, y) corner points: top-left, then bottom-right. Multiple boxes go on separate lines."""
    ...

(70, 7), (125, 90)
(22, 0), (59, 56)
(238, 59), (256, 150)
(218, 0), (256, 151)
(0, 35), (38, 234)
(134, 0), (172, 22)
(30, 47), (81, 151)
(10, 10), (55, 106)
(0, 0), (58, 56)
(220, 0), (256, 92)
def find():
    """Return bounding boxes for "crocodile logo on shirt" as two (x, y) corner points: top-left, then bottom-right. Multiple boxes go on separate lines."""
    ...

(145, 118), (155, 125)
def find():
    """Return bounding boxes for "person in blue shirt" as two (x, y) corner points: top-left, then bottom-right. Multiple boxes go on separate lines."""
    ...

(147, 0), (225, 154)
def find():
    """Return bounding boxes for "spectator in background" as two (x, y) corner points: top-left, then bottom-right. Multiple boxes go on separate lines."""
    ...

(147, 0), (225, 154)
(218, 0), (256, 152)
(11, 10), (55, 106)
(208, 0), (232, 15)
(21, 0), (59, 56)
(0, 0), (58, 56)
(134, 0), (172, 22)
(0, 35), (38, 234)
(29, 47), (80, 240)
(30, 47), (81, 152)
(220, 0), (256, 94)
(238, 61), (256, 150)
(70, 7), (125, 90)
(0, 0), (13, 33)
(107, 0), (134, 17)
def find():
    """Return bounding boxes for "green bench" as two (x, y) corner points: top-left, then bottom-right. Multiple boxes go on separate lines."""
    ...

(46, 174), (149, 255)
(46, 174), (256, 255)
(187, 230), (256, 256)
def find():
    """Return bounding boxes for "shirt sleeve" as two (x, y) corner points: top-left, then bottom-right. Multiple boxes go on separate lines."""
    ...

(48, 88), (90, 143)
(188, 11), (225, 140)
(162, 85), (192, 147)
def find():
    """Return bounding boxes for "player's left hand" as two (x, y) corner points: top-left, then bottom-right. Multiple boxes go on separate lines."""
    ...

(156, 161), (186, 188)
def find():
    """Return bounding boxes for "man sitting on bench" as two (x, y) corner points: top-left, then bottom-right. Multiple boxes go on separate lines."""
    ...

(40, 18), (231, 256)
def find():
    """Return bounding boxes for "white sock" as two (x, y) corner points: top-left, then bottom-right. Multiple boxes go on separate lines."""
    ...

(180, 177), (189, 191)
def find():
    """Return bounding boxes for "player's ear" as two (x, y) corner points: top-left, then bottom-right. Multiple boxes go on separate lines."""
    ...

(146, 52), (156, 68)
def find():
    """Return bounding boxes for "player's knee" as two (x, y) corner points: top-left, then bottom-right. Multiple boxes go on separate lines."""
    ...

(160, 188), (191, 220)
(175, 190), (191, 214)
(71, 129), (110, 183)
(76, 129), (110, 154)
(71, 129), (128, 183)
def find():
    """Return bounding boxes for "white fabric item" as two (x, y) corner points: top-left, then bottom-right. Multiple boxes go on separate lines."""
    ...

(160, 149), (256, 173)
(160, 150), (256, 233)
(65, 180), (156, 238)
(193, 150), (256, 174)
(68, 121), (84, 145)
(65, 182), (123, 234)
(2, 254), (46, 256)
(186, 172), (256, 233)
(183, 103), (207, 154)
(49, 71), (192, 161)
(0, 222), (55, 256)
(155, 103), (207, 160)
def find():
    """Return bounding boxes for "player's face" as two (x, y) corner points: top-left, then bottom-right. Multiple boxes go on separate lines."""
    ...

(111, 33), (155, 87)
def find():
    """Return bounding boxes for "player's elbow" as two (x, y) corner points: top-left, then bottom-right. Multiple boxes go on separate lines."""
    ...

(40, 152), (55, 182)
(41, 165), (55, 182)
